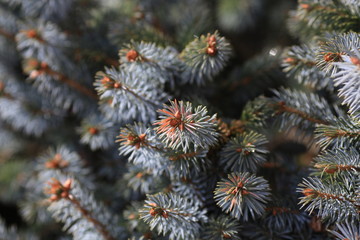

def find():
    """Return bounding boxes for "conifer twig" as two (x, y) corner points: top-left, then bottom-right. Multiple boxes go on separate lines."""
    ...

(66, 195), (116, 240)
(275, 101), (329, 125)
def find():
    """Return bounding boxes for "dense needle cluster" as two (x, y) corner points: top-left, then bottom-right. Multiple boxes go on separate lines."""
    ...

(1, 0), (360, 240)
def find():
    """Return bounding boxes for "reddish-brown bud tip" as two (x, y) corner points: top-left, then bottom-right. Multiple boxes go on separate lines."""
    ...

(26, 29), (38, 38)
(113, 82), (121, 88)
(302, 188), (315, 196)
(284, 57), (296, 64)
(101, 76), (111, 84)
(149, 208), (156, 216)
(351, 57), (360, 66)
(300, 4), (310, 9)
(169, 118), (180, 127)
(88, 127), (98, 135)
(206, 46), (217, 56)
(162, 211), (169, 218)
(29, 70), (41, 79)
(135, 172), (143, 178)
(324, 166), (338, 174)
(126, 49), (139, 62)
(40, 62), (48, 69)
(63, 179), (72, 189)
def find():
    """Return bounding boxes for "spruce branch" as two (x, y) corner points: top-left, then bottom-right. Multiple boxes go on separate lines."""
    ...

(117, 123), (160, 161)
(78, 114), (117, 150)
(315, 32), (360, 119)
(0, 77), (61, 136)
(214, 172), (271, 221)
(95, 67), (166, 122)
(117, 123), (170, 176)
(45, 177), (122, 240)
(316, 117), (360, 149)
(140, 192), (207, 240)
(21, 145), (95, 224)
(119, 41), (181, 88)
(219, 131), (269, 173)
(333, 54), (360, 119)
(263, 197), (310, 235)
(282, 44), (332, 90)
(180, 31), (232, 85)
(117, 122), (211, 178)
(298, 177), (360, 223)
(36, 146), (93, 186)
(25, 58), (98, 99)
(201, 215), (242, 240)
(154, 99), (219, 151)
(271, 88), (334, 129)
(240, 96), (274, 129)
(288, 0), (360, 39)
(311, 148), (360, 178)
(124, 164), (169, 194)
(171, 175), (212, 207)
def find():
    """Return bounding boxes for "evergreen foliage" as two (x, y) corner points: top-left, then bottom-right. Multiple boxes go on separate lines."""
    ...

(1, 0), (360, 239)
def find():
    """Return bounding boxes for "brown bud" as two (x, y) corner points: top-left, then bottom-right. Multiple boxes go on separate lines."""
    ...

(63, 179), (72, 189)
(323, 52), (342, 62)
(45, 154), (68, 169)
(149, 208), (156, 216)
(208, 35), (216, 44)
(284, 57), (297, 64)
(169, 118), (180, 127)
(174, 111), (182, 119)
(206, 46), (217, 56)
(101, 76), (111, 85)
(148, 202), (157, 207)
(29, 70), (41, 79)
(302, 188), (316, 197)
(113, 82), (122, 88)
(138, 134), (146, 141)
(162, 211), (169, 218)
(300, 4), (310, 9)
(40, 62), (48, 69)
(351, 57), (360, 66)
(324, 166), (338, 174)
(126, 49), (139, 62)
(127, 135), (135, 141)
(28, 59), (40, 68)
(135, 172), (143, 178)
(26, 29), (38, 38)
(88, 127), (98, 135)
